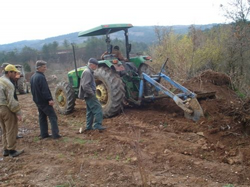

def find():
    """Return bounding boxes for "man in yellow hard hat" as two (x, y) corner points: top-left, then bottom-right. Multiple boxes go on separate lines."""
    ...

(0, 64), (24, 157)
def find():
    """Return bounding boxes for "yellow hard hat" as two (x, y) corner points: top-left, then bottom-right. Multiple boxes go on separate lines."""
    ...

(4, 64), (20, 73)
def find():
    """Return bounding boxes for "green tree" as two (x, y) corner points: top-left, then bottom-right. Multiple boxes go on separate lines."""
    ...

(6, 49), (18, 63)
(19, 46), (38, 62)
(0, 51), (7, 63)
(41, 41), (59, 61)
(42, 44), (50, 60)
(23, 62), (31, 72)
(84, 37), (106, 61)
(51, 41), (59, 53)
(63, 39), (70, 49)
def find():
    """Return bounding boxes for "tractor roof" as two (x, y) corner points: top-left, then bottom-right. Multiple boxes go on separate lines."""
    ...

(78, 23), (133, 37)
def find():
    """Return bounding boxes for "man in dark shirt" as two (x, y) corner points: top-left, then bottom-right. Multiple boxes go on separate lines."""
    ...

(78, 58), (106, 132)
(101, 46), (127, 61)
(30, 60), (61, 139)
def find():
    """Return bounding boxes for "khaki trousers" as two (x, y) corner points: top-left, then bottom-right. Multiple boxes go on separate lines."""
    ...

(0, 106), (18, 150)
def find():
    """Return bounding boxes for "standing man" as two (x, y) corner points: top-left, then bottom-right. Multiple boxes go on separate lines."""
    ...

(1, 63), (23, 139)
(78, 58), (106, 132)
(30, 60), (61, 139)
(0, 64), (24, 157)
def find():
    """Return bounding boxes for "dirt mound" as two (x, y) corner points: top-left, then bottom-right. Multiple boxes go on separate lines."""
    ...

(196, 69), (231, 86)
(183, 70), (248, 127)
(183, 69), (237, 100)
(153, 69), (250, 135)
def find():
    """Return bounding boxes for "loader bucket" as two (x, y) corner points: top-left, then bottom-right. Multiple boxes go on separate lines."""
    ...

(184, 98), (204, 121)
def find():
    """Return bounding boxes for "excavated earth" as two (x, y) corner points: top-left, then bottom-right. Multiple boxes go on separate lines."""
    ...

(1, 69), (250, 187)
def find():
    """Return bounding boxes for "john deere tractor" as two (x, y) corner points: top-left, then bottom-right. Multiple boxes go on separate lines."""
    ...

(54, 24), (203, 121)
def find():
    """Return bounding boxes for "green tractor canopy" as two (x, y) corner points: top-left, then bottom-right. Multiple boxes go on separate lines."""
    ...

(78, 24), (133, 36)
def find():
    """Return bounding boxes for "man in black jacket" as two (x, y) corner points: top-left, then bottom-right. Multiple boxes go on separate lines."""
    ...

(30, 60), (61, 139)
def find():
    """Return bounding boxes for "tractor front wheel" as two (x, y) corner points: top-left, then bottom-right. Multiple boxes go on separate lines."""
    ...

(54, 81), (76, 115)
(95, 67), (125, 118)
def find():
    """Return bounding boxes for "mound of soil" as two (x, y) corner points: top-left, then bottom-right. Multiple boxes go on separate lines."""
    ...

(1, 69), (250, 187)
(183, 69), (235, 100)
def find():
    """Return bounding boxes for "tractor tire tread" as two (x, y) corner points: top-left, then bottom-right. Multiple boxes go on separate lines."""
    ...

(95, 67), (125, 118)
(55, 81), (76, 115)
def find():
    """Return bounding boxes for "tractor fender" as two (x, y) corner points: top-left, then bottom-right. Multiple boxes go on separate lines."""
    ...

(98, 60), (125, 72)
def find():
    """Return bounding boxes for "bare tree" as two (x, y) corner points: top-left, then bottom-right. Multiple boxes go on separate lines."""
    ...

(220, 0), (250, 89)
(220, 0), (250, 23)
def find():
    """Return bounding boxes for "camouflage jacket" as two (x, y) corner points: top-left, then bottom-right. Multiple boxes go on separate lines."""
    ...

(0, 75), (21, 114)
(78, 66), (96, 99)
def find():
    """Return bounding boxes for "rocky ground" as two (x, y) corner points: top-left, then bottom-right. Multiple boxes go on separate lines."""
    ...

(1, 70), (250, 187)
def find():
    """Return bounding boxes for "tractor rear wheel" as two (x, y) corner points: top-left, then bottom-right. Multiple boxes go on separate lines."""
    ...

(95, 67), (125, 118)
(54, 81), (76, 115)
(138, 63), (156, 96)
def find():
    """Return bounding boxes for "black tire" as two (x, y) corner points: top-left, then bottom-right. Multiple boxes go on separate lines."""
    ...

(95, 67), (125, 118)
(138, 63), (156, 96)
(54, 81), (76, 115)
(17, 77), (27, 94)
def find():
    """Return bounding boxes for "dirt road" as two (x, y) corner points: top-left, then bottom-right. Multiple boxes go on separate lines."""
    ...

(1, 70), (250, 187)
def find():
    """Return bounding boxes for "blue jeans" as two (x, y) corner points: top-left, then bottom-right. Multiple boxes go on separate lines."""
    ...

(37, 104), (60, 138)
(85, 96), (103, 129)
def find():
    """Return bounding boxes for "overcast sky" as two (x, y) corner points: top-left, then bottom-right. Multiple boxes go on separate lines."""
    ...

(0, 0), (239, 45)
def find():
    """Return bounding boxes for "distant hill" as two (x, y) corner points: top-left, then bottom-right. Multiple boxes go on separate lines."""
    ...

(0, 24), (217, 52)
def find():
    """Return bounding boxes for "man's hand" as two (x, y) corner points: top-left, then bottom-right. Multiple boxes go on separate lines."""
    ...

(49, 100), (54, 106)
(17, 114), (22, 121)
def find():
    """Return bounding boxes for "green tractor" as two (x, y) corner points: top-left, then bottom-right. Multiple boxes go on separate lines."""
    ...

(54, 23), (156, 118)
(54, 23), (204, 121)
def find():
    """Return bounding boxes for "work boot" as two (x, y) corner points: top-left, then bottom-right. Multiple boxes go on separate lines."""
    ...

(39, 134), (52, 140)
(53, 135), (62, 139)
(9, 150), (24, 157)
(95, 126), (106, 132)
(3, 150), (9, 157)
(84, 128), (93, 132)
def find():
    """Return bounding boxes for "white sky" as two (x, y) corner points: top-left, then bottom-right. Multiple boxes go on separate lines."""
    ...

(0, 0), (233, 45)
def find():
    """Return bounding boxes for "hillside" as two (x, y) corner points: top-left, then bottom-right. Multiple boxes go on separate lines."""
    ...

(0, 24), (217, 52)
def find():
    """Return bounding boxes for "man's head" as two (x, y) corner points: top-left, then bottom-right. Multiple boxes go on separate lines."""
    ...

(4, 64), (20, 79)
(88, 58), (99, 70)
(36, 60), (47, 73)
(114, 46), (120, 51)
